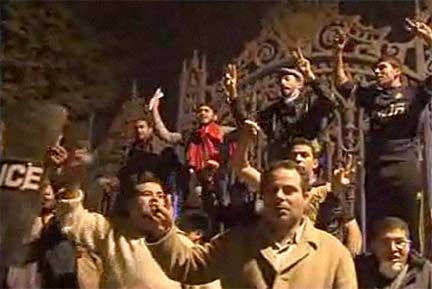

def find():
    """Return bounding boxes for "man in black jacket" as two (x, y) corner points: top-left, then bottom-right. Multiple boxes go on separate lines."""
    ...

(356, 217), (432, 289)
(224, 48), (336, 161)
(118, 117), (169, 207)
(334, 19), (432, 250)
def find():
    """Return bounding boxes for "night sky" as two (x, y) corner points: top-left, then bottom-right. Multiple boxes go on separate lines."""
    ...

(71, 2), (275, 127)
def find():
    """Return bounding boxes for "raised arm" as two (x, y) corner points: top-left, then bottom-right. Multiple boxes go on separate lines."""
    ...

(148, 228), (231, 285)
(333, 160), (362, 256)
(231, 121), (262, 191)
(151, 97), (183, 144)
(292, 45), (336, 104)
(46, 145), (110, 251)
(223, 64), (249, 125)
(56, 189), (111, 252)
(332, 28), (351, 87)
(407, 18), (432, 104)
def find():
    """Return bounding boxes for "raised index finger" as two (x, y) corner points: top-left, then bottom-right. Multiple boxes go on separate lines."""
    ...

(295, 44), (305, 60)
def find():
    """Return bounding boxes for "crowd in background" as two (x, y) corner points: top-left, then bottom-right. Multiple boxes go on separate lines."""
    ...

(2, 17), (432, 289)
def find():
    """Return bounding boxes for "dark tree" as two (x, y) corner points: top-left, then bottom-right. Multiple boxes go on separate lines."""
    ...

(2, 1), (120, 119)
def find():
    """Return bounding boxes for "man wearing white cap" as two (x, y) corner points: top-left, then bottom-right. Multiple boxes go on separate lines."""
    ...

(224, 48), (335, 160)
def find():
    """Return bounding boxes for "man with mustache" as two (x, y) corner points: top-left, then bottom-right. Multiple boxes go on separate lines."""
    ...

(118, 116), (166, 211)
(356, 217), (432, 289)
(45, 144), (191, 289)
(333, 19), (432, 250)
(231, 121), (362, 255)
(143, 160), (357, 289)
(151, 98), (235, 229)
(151, 98), (233, 177)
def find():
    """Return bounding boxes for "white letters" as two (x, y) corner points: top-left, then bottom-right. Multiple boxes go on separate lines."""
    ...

(376, 102), (408, 119)
(5, 164), (26, 188)
(0, 161), (43, 191)
(22, 165), (43, 191)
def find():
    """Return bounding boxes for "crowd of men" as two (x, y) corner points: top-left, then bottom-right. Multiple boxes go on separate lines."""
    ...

(2, 17), (432, 289)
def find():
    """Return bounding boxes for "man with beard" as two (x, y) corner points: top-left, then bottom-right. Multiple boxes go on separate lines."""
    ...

(142, 160), (357, 289)
(224, 48), (335, 161)
(151, 99), (234, 177)
(151, 97), (235, 228)
(356, 217), (432, 289)
(333, 19), (432, 250)
(231, 121), (362, 255)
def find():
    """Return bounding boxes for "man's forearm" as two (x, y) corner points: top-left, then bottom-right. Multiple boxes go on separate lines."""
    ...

(231, 130), (252, 170)
(335, 50), (350, 86)
(231, 128), (261, 191)
(147, 228), (221, 285)
(229, 98), (248, 125)
(152, 108), (183, 144)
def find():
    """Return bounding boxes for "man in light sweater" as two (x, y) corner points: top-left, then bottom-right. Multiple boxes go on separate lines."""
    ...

(46, 144), (192, 289)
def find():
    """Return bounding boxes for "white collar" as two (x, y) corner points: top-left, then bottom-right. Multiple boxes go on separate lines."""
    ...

(283, 89), (301, 105)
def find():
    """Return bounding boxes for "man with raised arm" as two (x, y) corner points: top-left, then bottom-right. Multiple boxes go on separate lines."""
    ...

(231, 121), (362, 255)
(143, 159), (357, 289)
(45, 144), (193, 289)
(224, 47), (336, 160)
(333, 19), (432, 250)
(151, 96), (234, 174)
(150, 95), (236, 225)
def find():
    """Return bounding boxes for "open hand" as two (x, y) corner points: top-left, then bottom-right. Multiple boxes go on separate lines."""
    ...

(333, 155), (356, 188)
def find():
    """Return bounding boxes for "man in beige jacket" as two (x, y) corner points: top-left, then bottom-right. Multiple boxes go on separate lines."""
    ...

(144, 160), (358, 289)
(46, 144), (191, 289)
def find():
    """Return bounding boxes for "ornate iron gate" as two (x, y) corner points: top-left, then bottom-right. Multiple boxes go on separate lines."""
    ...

(176, 5), (432, 253)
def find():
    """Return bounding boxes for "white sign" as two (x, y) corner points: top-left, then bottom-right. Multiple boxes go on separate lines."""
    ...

(148, 87), (164, 111)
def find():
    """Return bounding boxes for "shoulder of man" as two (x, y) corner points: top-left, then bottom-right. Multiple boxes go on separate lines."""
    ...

(409, 251), (432, 270)
(308, 223), (350, 253)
